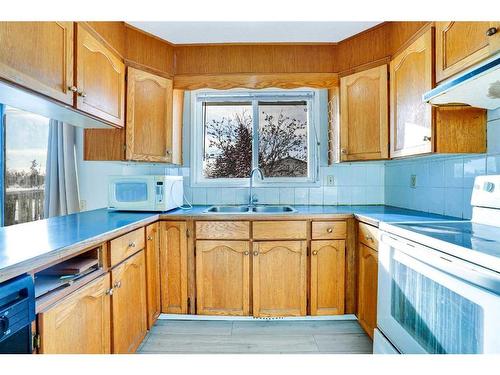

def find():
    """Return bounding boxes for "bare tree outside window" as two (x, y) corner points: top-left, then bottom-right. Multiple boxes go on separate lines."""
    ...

(202, 100), (309, 179)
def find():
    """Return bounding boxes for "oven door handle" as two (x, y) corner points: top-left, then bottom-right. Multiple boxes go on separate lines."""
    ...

(381, 233), (500, 295)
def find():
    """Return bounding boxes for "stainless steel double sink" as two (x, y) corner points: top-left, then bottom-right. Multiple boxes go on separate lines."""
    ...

(204, 205), (297, 214)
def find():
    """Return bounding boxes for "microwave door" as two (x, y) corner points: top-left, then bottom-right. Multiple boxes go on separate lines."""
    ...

(111, 179), (153, 210)
(378, 235), (500, 354)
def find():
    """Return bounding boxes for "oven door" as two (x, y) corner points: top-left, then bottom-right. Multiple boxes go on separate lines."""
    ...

(378, 233), (500, 354)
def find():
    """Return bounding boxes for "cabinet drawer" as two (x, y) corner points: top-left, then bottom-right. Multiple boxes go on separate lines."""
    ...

(358, 222), (379, 250)
(110, 228), (145, 267)
(195, 221), (250, 240)
(311, 221), (347, 239)
(253, 221), (307, 240)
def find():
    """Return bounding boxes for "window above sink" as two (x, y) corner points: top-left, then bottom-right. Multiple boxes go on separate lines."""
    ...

(190, 89), (322, 188)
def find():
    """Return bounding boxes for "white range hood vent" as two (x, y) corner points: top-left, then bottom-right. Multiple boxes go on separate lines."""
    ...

(423, 53), (500, 110)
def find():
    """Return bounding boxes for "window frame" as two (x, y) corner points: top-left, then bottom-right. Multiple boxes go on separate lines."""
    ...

(191, 89), (320, 188)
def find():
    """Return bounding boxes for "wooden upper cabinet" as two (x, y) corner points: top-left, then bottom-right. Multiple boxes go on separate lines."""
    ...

(0, 22), (74, 104)
(357, 243), (378, 339)
(196, 240), (250, 316)
(340, 65), (388, 161)
(160, 221), (188, 314)
(111, 250), (147, 354)
(75, 23), (125, 127)
(390, 29), (434, 158)
(252, 241), (307, 317)
(126, 67), (173, 162)
(310, 240), (345, 316)
(38, 274), (111, 354)
(436, 22), (499, 82)
(145, 223), (161, 329)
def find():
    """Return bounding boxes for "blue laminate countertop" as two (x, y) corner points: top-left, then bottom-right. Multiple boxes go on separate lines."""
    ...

(0, 205), (459, 283)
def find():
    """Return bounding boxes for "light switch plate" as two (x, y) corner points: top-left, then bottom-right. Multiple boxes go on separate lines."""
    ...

(326, 175), (335, 186)
(410, 175), (417, 188)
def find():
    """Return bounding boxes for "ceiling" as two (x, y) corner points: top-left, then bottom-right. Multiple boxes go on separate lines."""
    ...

(127, 22), (381, 44)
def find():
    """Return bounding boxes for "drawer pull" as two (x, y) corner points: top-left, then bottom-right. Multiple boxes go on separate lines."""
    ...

(147, 235), (153, 241)
(486, 27), (498, 36)
(253, 251), (259, 256)
(327, 227), (333, 233)
(312, 250), (318, 256)
(128, 241), (136, 248)
(365, 236), (374, 241)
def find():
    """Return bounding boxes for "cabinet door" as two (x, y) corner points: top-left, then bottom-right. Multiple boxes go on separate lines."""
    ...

(38, 274), (111, 354)
(160, 221), (188, 314)
(146, 222), (161, 329)
(340, 65), (388, 161)
(435, 22), (496, 82)
(126, 67), (173, 162)
(111, 250), (147, 354)
(253, 241), (307, 317)
(310, 240), (345, 316)
(390, 29), (434, 158)
(196, 240), (250, 316)
(357, 243), (378, 339)
(0, 22), (74, 104)
(75, 23), (125, 127)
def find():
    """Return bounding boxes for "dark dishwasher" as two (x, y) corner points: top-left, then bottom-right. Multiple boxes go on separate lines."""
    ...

(0, 274), (35, 354)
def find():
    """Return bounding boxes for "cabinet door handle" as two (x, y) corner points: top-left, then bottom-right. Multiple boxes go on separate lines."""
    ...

(77, 91), (87, 98)
(106, 288), (114, 296)
(165, 149), (171, 156)
(68, 85), (78, 92)
(341, 148), (347, 154)
(253, 251), (259, 256)
(244, 251), (249, 256)
(486, 27), (498, 36)
(128, 241), (136, 248)
(147, 235), (153, 241)
(365, 235), (373, 242)
(114, 281), (122, 289)
(423, 135), (431, 142)
(327, 227), (333, 233)
(312, 250), (318, 256)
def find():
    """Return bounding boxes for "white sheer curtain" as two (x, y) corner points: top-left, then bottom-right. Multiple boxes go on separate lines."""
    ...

(44, 120), (80, 218)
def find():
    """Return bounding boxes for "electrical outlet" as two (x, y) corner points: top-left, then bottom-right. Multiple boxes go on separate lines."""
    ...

(79, 200), (87, 211)
(326, 175), (335, 186)
(410, 175), (417, 188)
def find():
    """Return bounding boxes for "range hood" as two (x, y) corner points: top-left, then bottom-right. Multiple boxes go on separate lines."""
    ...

(423, 52), (500, 110)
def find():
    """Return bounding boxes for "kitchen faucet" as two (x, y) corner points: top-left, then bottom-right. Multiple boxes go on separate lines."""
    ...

(248, 167), (264, 207)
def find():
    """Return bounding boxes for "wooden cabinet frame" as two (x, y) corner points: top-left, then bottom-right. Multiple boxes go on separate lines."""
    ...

(340, 64), (388, 161)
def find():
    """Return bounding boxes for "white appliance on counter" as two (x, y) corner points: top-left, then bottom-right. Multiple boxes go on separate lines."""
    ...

(108, 175), (183, 212)
(375, 175), (500, 354)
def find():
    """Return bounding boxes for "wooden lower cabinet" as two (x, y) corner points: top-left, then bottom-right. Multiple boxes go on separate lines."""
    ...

(38, 274), (111, 354)
(310, 240), (345, 316)
(252, 241), (307, 317)
(111, 250), (147, 354)
(357, 243), (378, 339)
(160, 221), (188, 314)
(145, 223), (161, 329)
(196, 240), (250, 316)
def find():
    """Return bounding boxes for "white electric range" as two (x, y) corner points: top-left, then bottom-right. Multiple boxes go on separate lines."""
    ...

(374, 175), (500, 354)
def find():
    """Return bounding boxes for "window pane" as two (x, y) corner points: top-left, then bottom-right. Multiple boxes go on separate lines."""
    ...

(258, 101), (308, 178)
(4, 106), (49, 226)
(202, 102), (252, 178)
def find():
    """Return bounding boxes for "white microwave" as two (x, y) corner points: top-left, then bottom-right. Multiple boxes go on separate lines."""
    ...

(108, 175), (183, 212)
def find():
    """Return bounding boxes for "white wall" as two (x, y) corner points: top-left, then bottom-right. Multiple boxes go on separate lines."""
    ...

(385, 108), (500, 219)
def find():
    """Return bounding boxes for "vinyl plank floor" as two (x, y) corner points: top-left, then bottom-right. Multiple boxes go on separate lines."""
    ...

(138, 319), (372, 354)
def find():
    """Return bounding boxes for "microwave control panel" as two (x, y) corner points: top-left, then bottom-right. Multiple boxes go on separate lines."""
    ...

(155, 181), (164, 204)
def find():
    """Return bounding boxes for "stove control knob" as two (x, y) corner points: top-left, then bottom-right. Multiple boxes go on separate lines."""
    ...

(484, 182), (495, 192)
